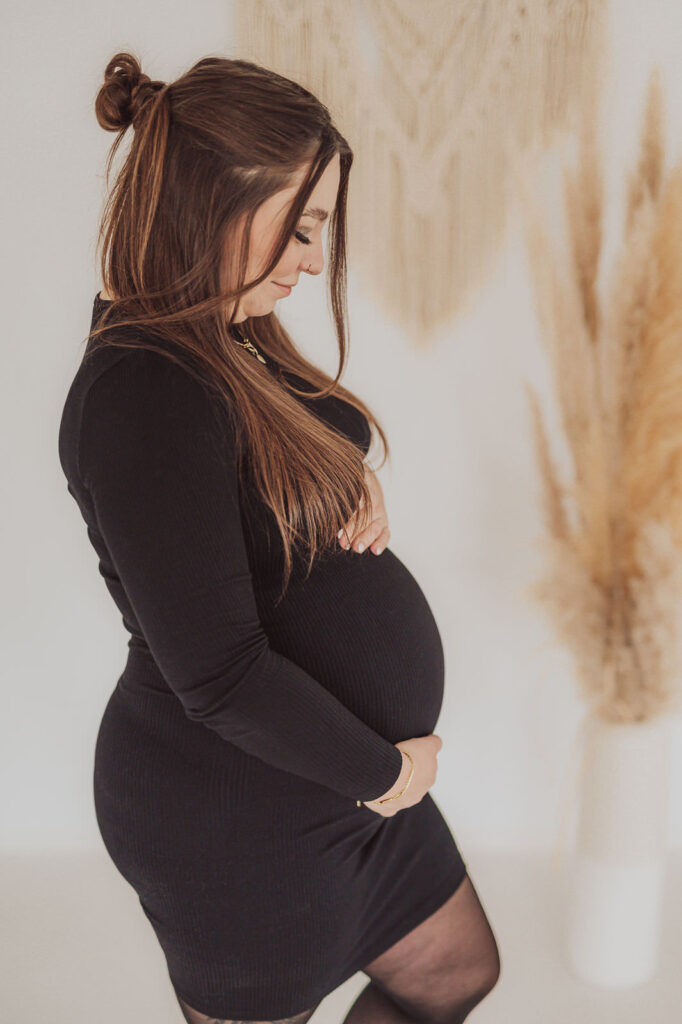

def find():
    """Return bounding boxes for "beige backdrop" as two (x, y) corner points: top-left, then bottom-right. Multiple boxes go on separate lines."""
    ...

(235, 0), (609, 344)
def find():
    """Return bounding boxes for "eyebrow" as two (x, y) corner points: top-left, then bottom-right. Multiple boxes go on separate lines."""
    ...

(301, 206), (329, 222)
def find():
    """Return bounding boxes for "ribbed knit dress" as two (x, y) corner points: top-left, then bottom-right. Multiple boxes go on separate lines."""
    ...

(57, 293), (468, 1020)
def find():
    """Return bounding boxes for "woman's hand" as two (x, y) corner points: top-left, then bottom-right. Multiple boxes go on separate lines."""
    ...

(338, 462), (391, 556)
(362, 735), (443, 817)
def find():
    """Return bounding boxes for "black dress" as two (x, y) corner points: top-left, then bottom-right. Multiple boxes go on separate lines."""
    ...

(57, 294), (468, 1019)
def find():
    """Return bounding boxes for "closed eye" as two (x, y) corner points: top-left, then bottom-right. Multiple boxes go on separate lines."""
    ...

(295, 231), (312, 246)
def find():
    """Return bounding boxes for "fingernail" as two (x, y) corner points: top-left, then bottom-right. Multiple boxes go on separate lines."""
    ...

(357, 542), (364, 553)
(374, 547), (382, 555)
(337, 528), (344, 538)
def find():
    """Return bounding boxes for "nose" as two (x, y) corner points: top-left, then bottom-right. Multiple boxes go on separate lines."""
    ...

(300, 244), (324, 276)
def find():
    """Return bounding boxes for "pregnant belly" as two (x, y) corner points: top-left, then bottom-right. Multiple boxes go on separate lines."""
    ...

(256, 546), (446, 744)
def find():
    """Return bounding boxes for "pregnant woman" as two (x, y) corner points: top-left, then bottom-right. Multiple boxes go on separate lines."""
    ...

(58, 52), (500, 1024)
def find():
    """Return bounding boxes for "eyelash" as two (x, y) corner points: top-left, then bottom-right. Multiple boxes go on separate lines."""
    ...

(294, 230), (312, 246)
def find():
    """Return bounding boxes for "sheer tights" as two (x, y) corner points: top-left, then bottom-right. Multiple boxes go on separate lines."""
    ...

(342, 872), (501, 1024)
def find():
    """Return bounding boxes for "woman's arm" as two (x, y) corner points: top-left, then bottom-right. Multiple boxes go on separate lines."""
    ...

(77, 348), (403, 803)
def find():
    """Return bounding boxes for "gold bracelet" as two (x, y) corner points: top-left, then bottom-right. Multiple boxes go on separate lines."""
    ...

(356, 749), (415, 807)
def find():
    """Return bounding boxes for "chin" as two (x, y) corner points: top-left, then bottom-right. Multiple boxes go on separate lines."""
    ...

(244, 296), (277, 317)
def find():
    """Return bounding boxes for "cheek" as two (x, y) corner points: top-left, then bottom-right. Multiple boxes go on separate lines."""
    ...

(278, 243), (304, 272)
(251, 241), (300, 291)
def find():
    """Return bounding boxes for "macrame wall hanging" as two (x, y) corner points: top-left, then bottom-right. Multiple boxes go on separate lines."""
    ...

(234, 0), (609, 346)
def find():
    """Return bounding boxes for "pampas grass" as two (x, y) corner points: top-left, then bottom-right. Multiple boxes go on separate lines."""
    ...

(521, 69), (682, 724)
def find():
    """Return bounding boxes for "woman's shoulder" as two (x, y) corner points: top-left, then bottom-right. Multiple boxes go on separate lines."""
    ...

(60, 339), (234, 489)
(85, 292), (221, 402)
(84, 342), (234, 444)
(59, 296), (238, 495)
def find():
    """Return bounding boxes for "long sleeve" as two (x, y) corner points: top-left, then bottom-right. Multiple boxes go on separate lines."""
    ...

(77, 347), (403, 803)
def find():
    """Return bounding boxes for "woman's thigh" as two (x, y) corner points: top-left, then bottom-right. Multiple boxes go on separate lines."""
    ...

(361, 872), (501, 1022)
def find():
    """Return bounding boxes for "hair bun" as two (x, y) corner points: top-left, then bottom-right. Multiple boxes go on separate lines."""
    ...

(95, 51), (167, 133)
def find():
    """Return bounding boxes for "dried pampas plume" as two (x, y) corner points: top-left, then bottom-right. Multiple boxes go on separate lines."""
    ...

(521, 68), (682, 724)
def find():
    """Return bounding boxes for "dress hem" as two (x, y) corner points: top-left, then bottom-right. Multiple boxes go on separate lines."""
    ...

(346, 858), (468, 981)
(168, 859), (469, 1020)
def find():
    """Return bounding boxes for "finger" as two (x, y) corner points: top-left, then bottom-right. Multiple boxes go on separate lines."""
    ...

(337, 503), (362, 541)
(337, 509), (362, 550)
(337, 521), (367, 552)
(358, 524), (388, 555)
(370, 526), (390, 555)
(348, 519), (387, 554)
(337, 525), (354, 550)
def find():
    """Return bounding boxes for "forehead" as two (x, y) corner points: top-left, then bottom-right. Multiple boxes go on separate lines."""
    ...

(267, 154), (341, 224)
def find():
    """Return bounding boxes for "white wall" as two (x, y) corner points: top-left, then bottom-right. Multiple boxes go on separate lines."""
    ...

(2, 0), (682, 855)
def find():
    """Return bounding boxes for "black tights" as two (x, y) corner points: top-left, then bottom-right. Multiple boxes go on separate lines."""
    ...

(342, 872), (500, 1024)
(173, 872), (500, 1024)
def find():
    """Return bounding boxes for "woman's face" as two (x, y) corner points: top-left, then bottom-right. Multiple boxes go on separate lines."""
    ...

(227, 152), (341, 322)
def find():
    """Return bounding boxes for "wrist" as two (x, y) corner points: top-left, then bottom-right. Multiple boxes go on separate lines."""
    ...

(356, 747), (410, 808)
(377, 748), (414, 804)
(383, 749), (408, 797)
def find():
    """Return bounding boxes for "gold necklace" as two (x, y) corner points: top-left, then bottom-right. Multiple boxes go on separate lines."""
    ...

(230, 325), (267, 364)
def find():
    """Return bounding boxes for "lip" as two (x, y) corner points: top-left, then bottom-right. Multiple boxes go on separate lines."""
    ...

(273, 282), (293, 294)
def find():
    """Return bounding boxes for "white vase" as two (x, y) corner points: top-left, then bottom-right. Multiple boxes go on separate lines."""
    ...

(564, 712), (672, 987)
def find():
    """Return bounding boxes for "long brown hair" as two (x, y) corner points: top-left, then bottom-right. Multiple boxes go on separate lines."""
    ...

(87, 51), (390, 600)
